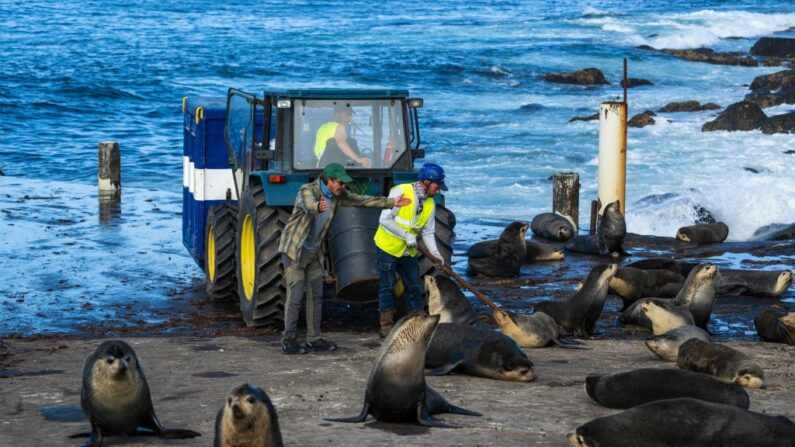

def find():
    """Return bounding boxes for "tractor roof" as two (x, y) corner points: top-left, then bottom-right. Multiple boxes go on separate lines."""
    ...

(265, 89), (410, 99)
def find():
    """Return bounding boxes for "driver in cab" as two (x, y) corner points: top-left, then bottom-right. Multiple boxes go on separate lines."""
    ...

(313, 104), (371, 169)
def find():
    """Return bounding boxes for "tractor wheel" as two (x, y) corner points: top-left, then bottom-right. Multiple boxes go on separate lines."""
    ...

(205, 202), (239, 301)
(236, 185), (290, 327)
(419, 205), (456, 278)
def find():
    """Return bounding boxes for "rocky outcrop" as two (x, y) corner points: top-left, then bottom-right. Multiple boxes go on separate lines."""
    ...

(658, 101), (721, 112)
(762, 56), (795, 68)
(638, 46), (758, 66)
(761, 111), (795, 134)
(628, 111), (656, 128)
(745, 89), (795, 108)
(750, 37), (795, 57)
(753, 223), (795, 241)
(620, 78), (653, 88)
(749, 69), (795, 90)
(568, 113), (599, 122)
(702, 101), (767, 132)
(745, 69), (795, 108)
(543, 68), (609, 85)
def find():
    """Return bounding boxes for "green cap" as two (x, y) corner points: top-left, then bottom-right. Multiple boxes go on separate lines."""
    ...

(322, 163), (353, 183)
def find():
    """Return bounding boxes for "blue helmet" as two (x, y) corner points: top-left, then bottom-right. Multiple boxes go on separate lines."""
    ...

(418, 163), (448, 191)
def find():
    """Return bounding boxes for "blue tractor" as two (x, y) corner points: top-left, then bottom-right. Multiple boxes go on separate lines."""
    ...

(182, 89), (455, 327)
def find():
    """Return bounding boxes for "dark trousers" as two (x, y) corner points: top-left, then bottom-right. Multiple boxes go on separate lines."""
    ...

(282, 252), (323, 342)
(376, 248), (423, 312)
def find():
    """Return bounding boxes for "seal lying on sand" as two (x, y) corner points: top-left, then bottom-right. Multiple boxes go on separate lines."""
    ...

(214, 384), (282, 447)
(468, 239), (564, 262)
(71, 340), (201, 447)
(754, 305), (795, 345)
(425, 274), (477, 326)
(425, 323), (537, 382)
(718, 269), (793, 297)
(493, 309), (584, 348)
(677, 339), (765, 389)
(585, 368), (750, 409)
(566, 398), (795, 447)
(325, 312), (479, 427)
(467, 221), (528, 277)
(645, 325), (711, 361)
(530, 212), (575, 241)
(608, 267), (684, 309)
(534, 264), (617, 338)
(676, 222), (729, 244)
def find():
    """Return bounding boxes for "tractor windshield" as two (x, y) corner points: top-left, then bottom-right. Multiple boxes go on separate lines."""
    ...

(292, 99), (407, 171)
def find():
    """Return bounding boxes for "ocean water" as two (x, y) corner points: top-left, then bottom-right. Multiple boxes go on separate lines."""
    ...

(1, 1), (795, 240)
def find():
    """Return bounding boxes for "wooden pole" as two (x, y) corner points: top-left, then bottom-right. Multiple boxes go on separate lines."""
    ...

(552, 172), (579, 231)
(598, 102), (627, 215)
(589, 200), (598, 235)
(98, 141), (121, 195)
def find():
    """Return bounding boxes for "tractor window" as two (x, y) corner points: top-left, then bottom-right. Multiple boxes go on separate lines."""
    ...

(293, 99), (407, 171)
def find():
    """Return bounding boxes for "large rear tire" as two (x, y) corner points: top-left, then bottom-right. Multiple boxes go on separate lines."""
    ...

(205, 202), (239, 301)
(419, 205), (456, 278)
(236, 185), (290, 327)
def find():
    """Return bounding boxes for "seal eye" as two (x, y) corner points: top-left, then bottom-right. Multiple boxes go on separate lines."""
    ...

(247, 396), (256, 404)
(106, 357), (114, 364)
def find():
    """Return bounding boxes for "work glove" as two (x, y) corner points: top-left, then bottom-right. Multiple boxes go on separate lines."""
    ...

(404, 233), (418, 249)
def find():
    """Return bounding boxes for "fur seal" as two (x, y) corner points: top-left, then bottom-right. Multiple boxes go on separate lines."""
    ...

(676, 222), (729, 244)
(425, 274), (477, 326)
(325, 312), (479, 427)
(677, 339), (765, 389)
(564, 234), (601, 255)
(467, 221), (528, 277)
(425, 322), (537, 382)
(641, 300), (695, 335)
(567, 397), (795, 447)
(717, 269), (793, 297)
(625, 258), (697, 276)
(585, 368), (750, 409)
(72, 340), (201, 446)
(754, 305), (795, 345)
(533, 264), (617, 338)
(214, 383), (282, 447)
(493, 309), (583, 349)
(597, 200), (627, 255)
(530, 212), (575, 241)
(468, 239), (564, 262)
(608, 267), (684, 309)
(620, 264), (717, 331)
(645, 325), (711, 361)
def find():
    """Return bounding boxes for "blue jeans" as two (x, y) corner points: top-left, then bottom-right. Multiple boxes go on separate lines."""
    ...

(377, 248), (423, 312)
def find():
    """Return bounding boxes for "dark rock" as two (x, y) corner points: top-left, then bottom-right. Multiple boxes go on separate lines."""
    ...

(701, 101), (767, 132)
(659, 101), (722, 112)
(701, 103), (721, 110)
(785, 150), (795, 155)
(755, 223), (795, 241)
(744, 167), (760, 174)
(543, 68), (609, 85)
(750, 37), (795, 57)
(725, 36), (747, 40)
(745, 70), (795, 108)
(568, 112), (599, 122)
(745, 88), (795, 108)
(658, 47), (758, 67)
(628, 110), (656, 128)
(519, 103), (545, 112)
(620, 78), (653, 88)
(749, 69), (795, 91)
(762, 56), (795, 68)
(637, 45), (656, 51)
(694, 206), (717, 225)
(762, 111), (795, 134)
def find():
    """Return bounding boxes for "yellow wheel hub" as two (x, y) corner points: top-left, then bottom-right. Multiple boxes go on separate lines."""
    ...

(207, 226), (216, 282)
(241, 214), (256, 300)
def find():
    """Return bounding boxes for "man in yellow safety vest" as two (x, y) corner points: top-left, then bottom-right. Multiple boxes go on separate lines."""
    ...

(313, 104), (371, 168)
(373, 162), (448, 337)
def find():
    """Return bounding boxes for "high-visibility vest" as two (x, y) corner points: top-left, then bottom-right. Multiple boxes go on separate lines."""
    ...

(374, 183), (435, 257)
(313, 121), (339, 161)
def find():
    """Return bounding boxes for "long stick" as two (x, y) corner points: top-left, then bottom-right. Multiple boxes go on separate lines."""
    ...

(418, 246), (500, 311)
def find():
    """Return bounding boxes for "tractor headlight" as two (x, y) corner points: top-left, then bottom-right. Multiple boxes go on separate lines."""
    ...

(276, 99), (292, 109)
(407, 98), (424, 108)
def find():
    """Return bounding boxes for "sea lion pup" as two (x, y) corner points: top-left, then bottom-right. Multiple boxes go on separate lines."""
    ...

(585, 368), (750, 409)
(467, 221), (528, 277)
(620, 264), (717, 331)
(530, 212), (575, 241)
(566, 397), (795, 447)
(717, 269), (793, 297)
(641, 300), (695, 335)
(608, 267), (685, 309)
(755, 305), (795, 345)
(533, 264), (617, 338)
(597, 200), (626, 255)
(425, 323), (537, 382)
(676, 221), (729, 244)
(325, 311), (479, 428)
(72, 340), (201, 447)
(493, 309), (583, 348)
(645, 325), (711, 361)
(468, 239), (564, 262)
(677, 339), (765, 389)
(214, 384), (282, 447)
(425, 274), (477, 326)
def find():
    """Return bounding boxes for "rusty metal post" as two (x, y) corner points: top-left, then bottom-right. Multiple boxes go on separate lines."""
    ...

(98, 141), (121, 195)
(598, 102), (627, 215)
(589, 200), (598, 235)
(552, 172), (579, 232)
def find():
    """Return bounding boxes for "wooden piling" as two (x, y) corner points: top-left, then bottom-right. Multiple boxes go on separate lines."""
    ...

(589, 200), (598, 235)
(98, 141), (120, 195)
(552, 172), (579, 231)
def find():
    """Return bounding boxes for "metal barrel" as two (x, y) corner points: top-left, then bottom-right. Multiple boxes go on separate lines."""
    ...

(327, 206), (382, 303)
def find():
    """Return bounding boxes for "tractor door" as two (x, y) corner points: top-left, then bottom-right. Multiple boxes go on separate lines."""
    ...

(224, 89), (257, 199)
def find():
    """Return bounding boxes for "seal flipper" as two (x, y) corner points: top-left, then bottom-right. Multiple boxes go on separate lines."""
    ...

(425, 386), (481, 417)
(428, 358), (463, 376)
(553, 338), (589, 349)
(140, 409), (201, 439)
(324, 401), (370, 423)
(73, 422), (102, 447)
(416, 403), (457, 428)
